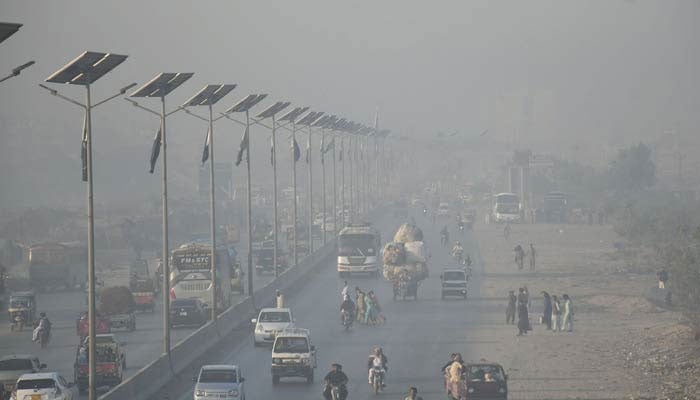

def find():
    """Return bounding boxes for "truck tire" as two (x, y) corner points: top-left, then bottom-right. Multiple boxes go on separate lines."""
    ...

(272, 375), (280, 385)
(306, 371), (314, 384)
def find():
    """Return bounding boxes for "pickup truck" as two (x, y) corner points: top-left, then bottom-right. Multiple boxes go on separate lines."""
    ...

(74, 334), (125, 393)
(0, 355), (46, 397)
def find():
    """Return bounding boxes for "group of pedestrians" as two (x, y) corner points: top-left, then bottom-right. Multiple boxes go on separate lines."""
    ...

(506, 287), (574, 335)
(542, 291), (574, 332)
(513, 243), (536, 270)
(341, 281), (385, 326)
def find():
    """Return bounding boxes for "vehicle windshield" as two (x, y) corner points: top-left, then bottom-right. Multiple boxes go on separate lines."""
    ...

(0, 359), (33, 370)
(17, 379), (55, 390)
(274, 337), (309, 353)
(467, 365), (505, 382)
(338, 234), (376, 257)
(496, 203), (519, 214)
(9, 299), (31, 308)
(259, 311), (291, 323)
(443, 271), (466, 281)
(199, 370), (238, 383)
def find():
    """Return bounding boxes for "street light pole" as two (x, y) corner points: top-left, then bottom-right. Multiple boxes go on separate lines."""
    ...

(129, 72), (193, 357)
(42, 51), (132, 400)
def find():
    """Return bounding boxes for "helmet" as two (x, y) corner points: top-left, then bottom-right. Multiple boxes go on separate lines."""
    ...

(40, 312), (46, 318)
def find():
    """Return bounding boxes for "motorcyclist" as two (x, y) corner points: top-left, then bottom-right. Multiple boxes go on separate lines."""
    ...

(451, 241), (464, 260)
(33, 312), (51, 346)
(440, 226), (449, 247)
(340, 295), (355, 324)
(323, 363), (349, 400)
(367, 347), (388, 388)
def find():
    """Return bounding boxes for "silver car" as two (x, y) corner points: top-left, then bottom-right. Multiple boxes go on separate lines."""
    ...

(193, 365), (245, 400)
(0, 354), (46, 396)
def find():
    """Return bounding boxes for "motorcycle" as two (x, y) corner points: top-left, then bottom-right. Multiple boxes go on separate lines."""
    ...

(452, 250), (464, 265)
(327, 384), (346, 400)
(458, 223), (465, 234)
(369, 366), (385, 394)
(10, 312), (25, 332)
(341, 310), (353, 331)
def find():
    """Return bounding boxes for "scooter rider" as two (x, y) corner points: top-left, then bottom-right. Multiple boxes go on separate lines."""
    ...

(323, 363), (349, 400)
(367, 347), (388, 387)
(440, 226), (449, 247)
(33, 312), (51, 345)
(451, 241), (464, 259)
(340, 295), (355, 322)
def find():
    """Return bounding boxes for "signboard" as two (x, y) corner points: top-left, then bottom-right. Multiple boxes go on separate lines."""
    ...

(173, 251), (211, 270)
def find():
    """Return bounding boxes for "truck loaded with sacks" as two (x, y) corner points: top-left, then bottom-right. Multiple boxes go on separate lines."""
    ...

(382, 223), (429, 300)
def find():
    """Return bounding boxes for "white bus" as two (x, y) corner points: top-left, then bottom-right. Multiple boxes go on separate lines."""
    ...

(170, 243), (231, 309)
(492, 193), (521, 223)
(337, 224), (381, 277)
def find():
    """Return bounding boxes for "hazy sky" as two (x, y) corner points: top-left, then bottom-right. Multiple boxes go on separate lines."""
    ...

(1, 1), (698, 209)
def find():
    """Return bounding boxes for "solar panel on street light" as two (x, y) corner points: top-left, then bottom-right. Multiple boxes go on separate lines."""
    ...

(183, 84), (237, 107)
(226, 94), (268, 113)
(131, 72), (193, 98)
(0, 22), (22, 45)
(256, 101), (290, 119)
(312, 114), (331, 127)
(279, 106), (309, 123)
(297, 111), (323, 126)
(46, 51), (128, 85)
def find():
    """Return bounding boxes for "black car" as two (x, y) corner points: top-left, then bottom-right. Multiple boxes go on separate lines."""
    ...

(169, 298), (207, 328)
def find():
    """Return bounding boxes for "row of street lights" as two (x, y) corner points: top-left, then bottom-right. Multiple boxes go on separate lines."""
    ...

(38, 50), (390, 400)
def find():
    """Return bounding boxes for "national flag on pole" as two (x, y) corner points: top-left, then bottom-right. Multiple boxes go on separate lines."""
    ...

(235, 125), (249, 167)
(80, 112), (88, 182)
(320, 134), (325, 164)
(291, 136), (301, 163)
(270, 135), (275, 166)
(201, 126), (211, 165)
(148, 126), (162, 174)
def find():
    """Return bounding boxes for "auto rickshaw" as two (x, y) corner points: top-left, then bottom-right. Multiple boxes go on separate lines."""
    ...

(7, 291), (36, 331)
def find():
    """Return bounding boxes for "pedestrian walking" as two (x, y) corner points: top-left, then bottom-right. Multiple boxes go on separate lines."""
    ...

(341, 280), (349, 299)
(364, 292), (376, 325)
(275, 290), (285, 308)
(355, 287), (365, 322)
(657, 269), (668, 289)
(551, 295), (562, 331)
(514, 245), (524, 270)
(541, 291), (552, 330)
(506, 290), (516, 324)
(517, 301), (529, 336)
(529, 244), (536, 270)
(562, 294), (574, 332)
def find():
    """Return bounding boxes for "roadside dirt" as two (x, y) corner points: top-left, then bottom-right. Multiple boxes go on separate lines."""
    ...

(469, 222), (699, 400)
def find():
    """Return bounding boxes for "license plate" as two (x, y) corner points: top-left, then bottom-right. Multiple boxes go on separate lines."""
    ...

(31, 395), (41, 400)
(179, 311), (188, 316)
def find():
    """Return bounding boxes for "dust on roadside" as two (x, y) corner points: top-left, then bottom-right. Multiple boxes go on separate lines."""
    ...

(467, 222), (699, 400)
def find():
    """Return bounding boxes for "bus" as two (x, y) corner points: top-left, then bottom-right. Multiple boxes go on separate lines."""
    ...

(169, 243), (231, 309)
(492, 193), (521, 223)
(337, 223), (381, 277)
(28, 242), (87, 291)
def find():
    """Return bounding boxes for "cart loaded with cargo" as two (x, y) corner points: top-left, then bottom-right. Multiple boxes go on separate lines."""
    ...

(382, 223), (429, 300)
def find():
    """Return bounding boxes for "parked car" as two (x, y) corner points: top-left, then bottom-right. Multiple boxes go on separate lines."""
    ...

(13, 372), (78, 400)
(251, 307), (294, 346)
(193, 364), (245, 400)
(0, 355), (46, 397)
(170, 298), (208, 327)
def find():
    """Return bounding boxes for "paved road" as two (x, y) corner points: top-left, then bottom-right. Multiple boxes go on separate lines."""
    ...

(163, 211), (486, 400)
(0, 263), (275, 397)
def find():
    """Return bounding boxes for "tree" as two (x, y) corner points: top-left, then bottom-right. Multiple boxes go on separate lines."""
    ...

(607, 143), (656, 193)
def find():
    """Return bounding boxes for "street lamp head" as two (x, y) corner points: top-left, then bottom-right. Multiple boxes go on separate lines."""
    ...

(38, 83), (58, 96)
(12, 60), (35, 76)
(119, 82), (138, 94)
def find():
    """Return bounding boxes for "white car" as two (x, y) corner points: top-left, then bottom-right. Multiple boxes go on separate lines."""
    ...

(193, 364), (245, 400)
(252, 308), (294, 346)
(13, 372), (78, 400)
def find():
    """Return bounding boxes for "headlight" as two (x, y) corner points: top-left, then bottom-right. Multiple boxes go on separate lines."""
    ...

(467, 387), (474, 393)
(272, 358), (282, 364)
(194, 389), (205, 396)
(256, 324), (264, 332)
(301, 358), (311, 365)
(228, 389), (239, 397)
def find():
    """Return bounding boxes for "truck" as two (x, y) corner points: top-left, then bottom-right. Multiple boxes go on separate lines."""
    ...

(28, 242), (87, 292)
(337, 224), (381, 277)
(128, 259), (157, 312)
(74, 334), (126, 393)
(270, 328), (317, 384)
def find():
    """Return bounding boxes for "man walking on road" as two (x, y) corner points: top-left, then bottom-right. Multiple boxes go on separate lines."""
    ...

(562, 294), (574, 332)
(551, 295), (562, 331)
(529, 244), (536, 270)
(506, 291), (516, 324)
